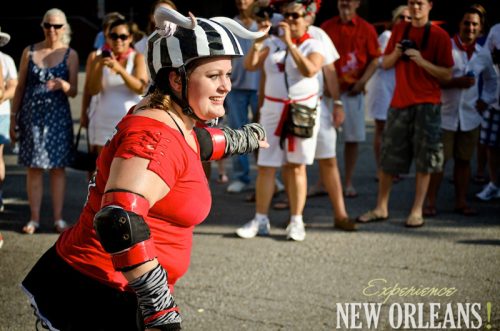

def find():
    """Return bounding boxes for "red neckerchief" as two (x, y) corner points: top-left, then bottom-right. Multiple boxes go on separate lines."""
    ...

(291, 32), (311, 46)
(454, 34), (475, 60)
(114, 48), (134, 62)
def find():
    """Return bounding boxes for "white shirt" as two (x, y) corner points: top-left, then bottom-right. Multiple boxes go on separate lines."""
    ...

(0, 51), (18, 115)
(307, 25), (340, 96)
(263, 36), (325, 100)
(440, 37), (498, 131)
(483, 23), (500, 110)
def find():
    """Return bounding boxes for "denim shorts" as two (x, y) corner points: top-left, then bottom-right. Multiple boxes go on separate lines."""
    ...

(381, 104), (443, 174)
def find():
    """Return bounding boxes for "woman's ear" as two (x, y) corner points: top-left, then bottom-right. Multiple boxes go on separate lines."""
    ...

(169, 71), (182, 92)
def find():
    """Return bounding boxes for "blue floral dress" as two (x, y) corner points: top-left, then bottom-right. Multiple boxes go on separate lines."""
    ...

(18, 46), (74, 169)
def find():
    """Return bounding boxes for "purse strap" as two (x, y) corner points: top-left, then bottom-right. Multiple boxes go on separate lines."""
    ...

(283, 50), (291, 99)
(75, 125), (91, 152)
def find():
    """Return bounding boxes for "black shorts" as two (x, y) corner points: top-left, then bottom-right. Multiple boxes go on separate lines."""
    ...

(22, 245), (143, 331)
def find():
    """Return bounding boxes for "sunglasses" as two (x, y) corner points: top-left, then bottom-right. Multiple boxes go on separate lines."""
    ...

(43, 23), (64, 30)
(109, 33), (130, 41)
(283, 12), (305, 20)
(398, 15), (412, 20)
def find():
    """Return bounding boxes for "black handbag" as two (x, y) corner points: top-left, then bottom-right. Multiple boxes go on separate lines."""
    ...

(69, 126), (97, 172)
(280, 51), (317, 147)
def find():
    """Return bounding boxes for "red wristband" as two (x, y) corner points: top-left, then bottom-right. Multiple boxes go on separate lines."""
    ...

(204, 127), (226, 161)
(111, 239), (156, 270)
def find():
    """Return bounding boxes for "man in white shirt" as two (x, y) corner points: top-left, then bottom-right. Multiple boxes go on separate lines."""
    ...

(424, 5), (497, 215)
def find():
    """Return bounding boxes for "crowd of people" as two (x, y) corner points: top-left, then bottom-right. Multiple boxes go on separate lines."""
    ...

(0, 0), (498, 329)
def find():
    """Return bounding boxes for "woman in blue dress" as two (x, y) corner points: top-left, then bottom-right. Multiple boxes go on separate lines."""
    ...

(10, 8), (79, 234)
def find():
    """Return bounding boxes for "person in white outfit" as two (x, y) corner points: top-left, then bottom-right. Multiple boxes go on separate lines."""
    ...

(0, 27), (18, 212)
(365, 5), (411, 181)
(424, 5), (497, 215)
(305, 8), (357, 231)
(87, 19), (148, 152)
(236, 1), (325, 241)
(475, 23), (500, 201)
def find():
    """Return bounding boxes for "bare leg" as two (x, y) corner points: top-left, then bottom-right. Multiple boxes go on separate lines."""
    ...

(374, 170), (393, 217)
(319, 158), (347, 219)
(409, 172), (431, 218)
(373, 120), (385, 176)
(255, 166), (278, 215)
(49, 168), (66, 221)
(425, 163), (445, 212)
(285, 163), (307, 216)
(27, 168), (44, 221)
(344, 142), (358, 190)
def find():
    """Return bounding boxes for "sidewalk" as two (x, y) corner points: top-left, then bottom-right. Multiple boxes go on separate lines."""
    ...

(0, 73), (499, 330)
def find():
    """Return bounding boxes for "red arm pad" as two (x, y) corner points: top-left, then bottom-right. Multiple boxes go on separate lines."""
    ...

(111, 239), (156, 271)
(101, 191), (150, 216)
(204, 127), (226, 161)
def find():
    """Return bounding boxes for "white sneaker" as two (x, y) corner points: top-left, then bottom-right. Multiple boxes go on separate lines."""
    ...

(227, 180), (249, 193)
(236, 218), (270, 239)
(476, 182), (499, 201)
(286, 220), (306, 241)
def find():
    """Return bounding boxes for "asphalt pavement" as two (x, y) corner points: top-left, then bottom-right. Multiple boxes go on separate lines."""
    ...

(0, 73), (499, 331)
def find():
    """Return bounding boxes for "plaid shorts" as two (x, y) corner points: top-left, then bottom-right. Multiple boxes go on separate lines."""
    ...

(480, 107), (500, 149)
(381, 104), (443, 174)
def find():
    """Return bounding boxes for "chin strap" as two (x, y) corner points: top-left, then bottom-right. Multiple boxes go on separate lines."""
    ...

(169, 65), (204, 122)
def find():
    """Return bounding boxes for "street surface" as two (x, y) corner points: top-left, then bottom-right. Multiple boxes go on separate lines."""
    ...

(0, 73), (498, 330)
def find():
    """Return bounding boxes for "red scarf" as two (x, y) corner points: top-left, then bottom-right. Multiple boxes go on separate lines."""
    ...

(291, 32), (311, 46)
(454, 34), (475, 60)
(114, 48), (134, 62)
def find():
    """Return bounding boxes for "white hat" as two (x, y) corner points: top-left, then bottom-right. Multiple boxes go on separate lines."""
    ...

(0, 27), (10, 47)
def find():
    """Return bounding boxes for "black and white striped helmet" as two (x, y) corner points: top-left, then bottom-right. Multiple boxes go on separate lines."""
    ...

(147, 8), (267, 82)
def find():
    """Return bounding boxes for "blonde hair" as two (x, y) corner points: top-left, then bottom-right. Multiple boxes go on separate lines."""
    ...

(42, 8), (72, 45)
(392, 5), (409, 24)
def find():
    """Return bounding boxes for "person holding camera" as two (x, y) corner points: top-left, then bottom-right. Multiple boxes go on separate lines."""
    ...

(86, 18), (148, 155)
(424, 5), (497, 216)
(236, 0), (325, 241)
(357, 0), (454, 227)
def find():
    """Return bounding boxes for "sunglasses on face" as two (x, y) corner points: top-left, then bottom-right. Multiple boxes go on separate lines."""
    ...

(398, 15), (412, 20)
(109, 33), (130, 41)
(43, 23), (64, 30)
(283, 12), (305, 20)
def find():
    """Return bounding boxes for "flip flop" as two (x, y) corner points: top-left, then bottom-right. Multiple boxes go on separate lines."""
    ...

(454, 206), (478, 216)
(273, 198), (289, 210)
(356, 210), (388, 223)
(405, 215), (425, 228)
(307, 186), (328, 198)
(22, 220), (39, 235)
(344, 186), (358, 198)
(423, 206), (437, 217)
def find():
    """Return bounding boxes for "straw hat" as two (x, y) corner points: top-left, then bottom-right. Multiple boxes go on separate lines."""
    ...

(0, 27), (10, 47)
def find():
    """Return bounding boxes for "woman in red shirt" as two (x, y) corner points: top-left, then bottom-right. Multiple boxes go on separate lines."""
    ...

(22, 7), (267, 331)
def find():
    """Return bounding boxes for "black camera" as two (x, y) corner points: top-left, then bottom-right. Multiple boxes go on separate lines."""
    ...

(101, 49), (112, 58)
(400, 39), (417, 61)
(400, 39), (417, 51)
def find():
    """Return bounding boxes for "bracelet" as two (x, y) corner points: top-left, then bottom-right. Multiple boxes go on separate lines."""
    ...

(333, 100), (343, 106)
(253, 43), (263, 52)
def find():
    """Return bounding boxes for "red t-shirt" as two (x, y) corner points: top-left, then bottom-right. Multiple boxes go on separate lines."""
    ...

(385, 21), (454, 108)
(320, 15), (381, 92)
(56, 114), (211, 291)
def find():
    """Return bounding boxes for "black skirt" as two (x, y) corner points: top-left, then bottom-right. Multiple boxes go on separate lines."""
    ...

(22, 245), (143, 331)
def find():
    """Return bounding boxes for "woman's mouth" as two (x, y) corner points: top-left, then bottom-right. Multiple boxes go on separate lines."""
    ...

(209, 96), (225, 104)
